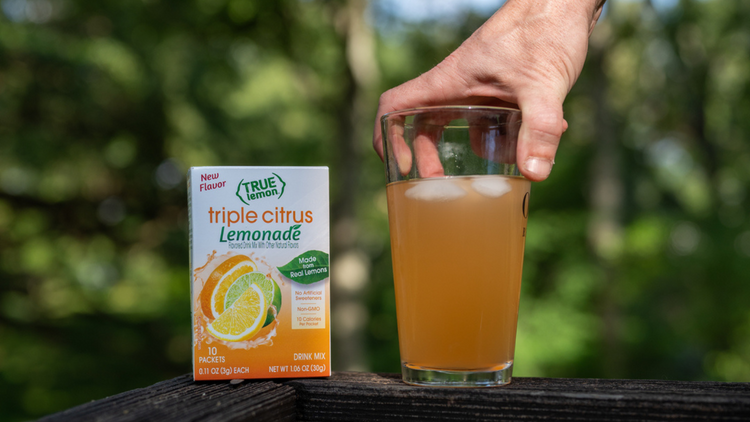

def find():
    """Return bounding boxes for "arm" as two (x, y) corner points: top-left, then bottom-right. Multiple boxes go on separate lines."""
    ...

(373, 0), (606, 181)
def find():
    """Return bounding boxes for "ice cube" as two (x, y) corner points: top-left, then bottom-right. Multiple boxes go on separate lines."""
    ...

(405, 179), (467, 201)
(471, 176), (511, 198)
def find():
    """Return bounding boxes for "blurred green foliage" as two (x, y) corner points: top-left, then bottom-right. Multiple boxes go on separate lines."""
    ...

(1, 0), (750, 420)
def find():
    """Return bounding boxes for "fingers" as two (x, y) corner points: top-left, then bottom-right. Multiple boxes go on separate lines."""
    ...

(516, 95), (565, 181)
(372, 59), (471, 163)
(379, 87), (565, 182)
(412, 112), (455, 178)
(373, 83), (423, 162)
(373, 115), (385, 161)
(380, 115), (413, 176)
(380, 106), (462, 178)
(374, 90), (413, 172)
(414, 132), (444, 178)
(468, 111), (520, 165)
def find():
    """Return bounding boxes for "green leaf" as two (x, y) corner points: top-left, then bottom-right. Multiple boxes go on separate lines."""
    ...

(272, 172), (286, 199)
(277, 250), (329, 285)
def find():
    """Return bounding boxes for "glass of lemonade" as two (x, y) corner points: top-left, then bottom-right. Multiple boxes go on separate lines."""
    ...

(382, 106), (530, 387)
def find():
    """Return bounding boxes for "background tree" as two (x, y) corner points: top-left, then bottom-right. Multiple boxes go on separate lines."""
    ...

(1, 0), (749, 420)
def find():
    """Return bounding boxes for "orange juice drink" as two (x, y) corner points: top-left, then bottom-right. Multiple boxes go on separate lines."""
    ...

(386, 176), (530, 374)
(189, 166), (330, 380)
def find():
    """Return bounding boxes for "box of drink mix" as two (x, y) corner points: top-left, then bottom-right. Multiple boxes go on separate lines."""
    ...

(188, 167), (330, 380)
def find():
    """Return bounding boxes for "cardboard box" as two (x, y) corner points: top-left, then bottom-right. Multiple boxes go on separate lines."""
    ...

(188, 167), (330, 380)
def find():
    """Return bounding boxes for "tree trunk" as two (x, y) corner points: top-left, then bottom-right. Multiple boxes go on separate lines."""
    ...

(330, 0), (379, 372)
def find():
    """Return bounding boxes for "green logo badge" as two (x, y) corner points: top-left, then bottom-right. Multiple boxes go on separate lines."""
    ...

(236, 173), (286, 205)
(278, 250), (329, 284)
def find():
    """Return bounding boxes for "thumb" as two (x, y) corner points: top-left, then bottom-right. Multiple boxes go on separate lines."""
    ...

(517, 95), (565, 182)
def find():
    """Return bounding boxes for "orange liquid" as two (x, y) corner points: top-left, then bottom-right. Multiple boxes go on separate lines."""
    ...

(386, 176), (530, 371)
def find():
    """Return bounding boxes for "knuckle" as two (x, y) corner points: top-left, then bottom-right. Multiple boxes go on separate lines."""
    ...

(527, 112), (564, 145)
(530, 125), (562, 146)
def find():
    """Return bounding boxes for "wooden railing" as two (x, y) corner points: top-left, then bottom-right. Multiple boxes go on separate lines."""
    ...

(39, 372), (750, 421)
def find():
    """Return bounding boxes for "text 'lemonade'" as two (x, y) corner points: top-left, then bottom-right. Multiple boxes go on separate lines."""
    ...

(387, 175), (530, 372)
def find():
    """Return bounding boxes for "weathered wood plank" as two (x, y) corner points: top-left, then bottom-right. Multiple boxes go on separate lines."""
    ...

(37, 372), (750, 422)
(38, 374), (296, 422)
(286, 372), (750, 421)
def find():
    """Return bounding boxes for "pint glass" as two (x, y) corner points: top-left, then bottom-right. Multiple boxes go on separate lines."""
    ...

(382, 106), (529, 387)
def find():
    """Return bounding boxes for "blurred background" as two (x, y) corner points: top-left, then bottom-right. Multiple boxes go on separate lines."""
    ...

(1, 0), (750, 419)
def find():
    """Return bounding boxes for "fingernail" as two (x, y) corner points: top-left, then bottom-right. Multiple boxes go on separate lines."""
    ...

(524, 157), (553, 179)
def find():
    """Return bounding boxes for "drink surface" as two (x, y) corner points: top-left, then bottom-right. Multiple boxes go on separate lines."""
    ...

(386, 175), (530, 371)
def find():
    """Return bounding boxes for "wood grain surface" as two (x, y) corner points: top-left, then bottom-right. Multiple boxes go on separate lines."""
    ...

(289, 372), (750, 421)
(38, 374), (295, 422)
(38, 372), (750, 421)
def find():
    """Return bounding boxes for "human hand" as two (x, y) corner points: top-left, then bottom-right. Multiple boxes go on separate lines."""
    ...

(373, 0), (605, 181)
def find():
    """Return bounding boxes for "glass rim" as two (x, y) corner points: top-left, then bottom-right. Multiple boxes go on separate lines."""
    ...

(381, 105), (521, 121)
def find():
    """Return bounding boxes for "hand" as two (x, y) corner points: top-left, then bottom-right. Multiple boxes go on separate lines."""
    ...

(373, 0), (605, 181)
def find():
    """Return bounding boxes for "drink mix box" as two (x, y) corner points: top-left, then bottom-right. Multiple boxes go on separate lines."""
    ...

(188, 167), (331, 380)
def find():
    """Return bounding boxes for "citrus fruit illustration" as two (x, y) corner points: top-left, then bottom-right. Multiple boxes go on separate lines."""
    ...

(200, 254), (257, 320)
(207, 283), (265, 342)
